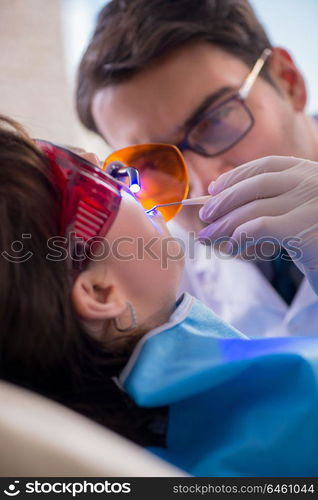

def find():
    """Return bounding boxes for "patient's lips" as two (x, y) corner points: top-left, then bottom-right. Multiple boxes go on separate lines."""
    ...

(145, 208), (166, 233)
(146, 208), (160, 218)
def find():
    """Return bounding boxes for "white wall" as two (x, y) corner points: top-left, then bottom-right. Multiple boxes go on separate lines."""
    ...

(61, 0), (106, 87)
(0, 0), (108, 157)
(250, 0), (318, 113)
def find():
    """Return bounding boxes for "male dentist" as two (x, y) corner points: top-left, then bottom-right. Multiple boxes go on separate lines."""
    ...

(76, 0), (318, 337)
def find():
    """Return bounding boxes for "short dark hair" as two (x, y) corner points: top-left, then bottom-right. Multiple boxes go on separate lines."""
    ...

(76, 0), (272, 134)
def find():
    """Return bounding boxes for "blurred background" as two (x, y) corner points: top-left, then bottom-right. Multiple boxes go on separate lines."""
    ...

(1, 0), (317, 158)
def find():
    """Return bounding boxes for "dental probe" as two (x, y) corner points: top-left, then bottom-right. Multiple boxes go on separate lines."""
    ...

(146, 195), (211, 213)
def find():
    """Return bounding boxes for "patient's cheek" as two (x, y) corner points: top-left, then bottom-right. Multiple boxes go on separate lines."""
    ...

(105, 194), (184, 290)
(109, 193), (167, 241)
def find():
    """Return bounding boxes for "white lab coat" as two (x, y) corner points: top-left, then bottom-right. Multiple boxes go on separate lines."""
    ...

(168, 221), (318, 338)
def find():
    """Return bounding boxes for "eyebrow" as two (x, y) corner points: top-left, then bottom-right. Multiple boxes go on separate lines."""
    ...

(181, 86), (234, 131)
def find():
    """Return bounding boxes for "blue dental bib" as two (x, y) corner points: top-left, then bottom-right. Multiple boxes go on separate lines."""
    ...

(120, 294), (318, 476)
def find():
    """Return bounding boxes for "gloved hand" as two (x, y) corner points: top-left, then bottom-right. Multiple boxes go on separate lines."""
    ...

(199, 156), (318, 295)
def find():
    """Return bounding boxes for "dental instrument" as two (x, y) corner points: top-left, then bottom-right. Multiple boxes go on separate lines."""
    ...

(146, 195), (211, 213)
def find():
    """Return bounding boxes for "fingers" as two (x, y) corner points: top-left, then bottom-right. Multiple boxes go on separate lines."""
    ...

(199, 215), (289, 257)
(230, 215), (289, 244)
(198, 194), (296, 241)
(229, 212), (307, 260)
(200, 170), (298, 223)
(209, 156), (305, 195)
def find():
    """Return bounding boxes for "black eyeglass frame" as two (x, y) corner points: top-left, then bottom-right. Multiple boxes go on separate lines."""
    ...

(176, 48), (272, 158)
(176, 94), (255, 158)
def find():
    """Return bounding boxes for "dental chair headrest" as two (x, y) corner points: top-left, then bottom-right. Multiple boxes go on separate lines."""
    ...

(0, 380), (185, 477)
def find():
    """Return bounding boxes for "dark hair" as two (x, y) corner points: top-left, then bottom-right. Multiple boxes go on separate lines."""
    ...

(76, 0), (273, 133)
(0, 115), (167, 447)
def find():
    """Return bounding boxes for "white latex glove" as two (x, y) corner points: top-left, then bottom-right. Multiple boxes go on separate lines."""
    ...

(199, 156), (318, 295)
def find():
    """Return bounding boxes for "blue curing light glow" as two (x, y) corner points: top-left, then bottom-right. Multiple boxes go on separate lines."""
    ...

(130, 183), (141, 193)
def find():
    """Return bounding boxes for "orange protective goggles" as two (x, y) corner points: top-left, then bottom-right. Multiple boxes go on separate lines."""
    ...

(103, 144), (189, 222)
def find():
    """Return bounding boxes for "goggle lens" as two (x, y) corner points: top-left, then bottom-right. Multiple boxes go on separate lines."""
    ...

(103, 144), (189, 222)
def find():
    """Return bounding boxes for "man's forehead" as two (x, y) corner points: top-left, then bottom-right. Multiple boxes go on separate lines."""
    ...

(92, 43), (249, 146)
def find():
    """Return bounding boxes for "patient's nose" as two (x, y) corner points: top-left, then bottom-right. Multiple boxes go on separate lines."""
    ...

(78, 152), (101, 167)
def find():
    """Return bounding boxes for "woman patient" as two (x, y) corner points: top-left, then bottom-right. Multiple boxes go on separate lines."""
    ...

(1, 115), (318, 477)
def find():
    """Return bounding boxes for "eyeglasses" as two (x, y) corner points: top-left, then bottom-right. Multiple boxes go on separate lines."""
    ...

(176, 48), (272, 157)
(103, 143), (189, 222)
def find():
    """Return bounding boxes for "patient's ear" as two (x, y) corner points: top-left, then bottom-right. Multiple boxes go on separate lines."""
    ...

(71, 270), (126, 321)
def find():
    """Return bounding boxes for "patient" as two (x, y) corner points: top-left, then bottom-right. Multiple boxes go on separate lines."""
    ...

(0, 115), (242, 439)
(1, 115), (318, 477)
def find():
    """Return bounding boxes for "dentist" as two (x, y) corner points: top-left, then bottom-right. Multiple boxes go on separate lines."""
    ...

(76, 0), (318, 337)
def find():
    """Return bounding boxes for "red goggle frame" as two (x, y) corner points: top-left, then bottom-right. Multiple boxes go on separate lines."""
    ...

(36, 140), (128, 242)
